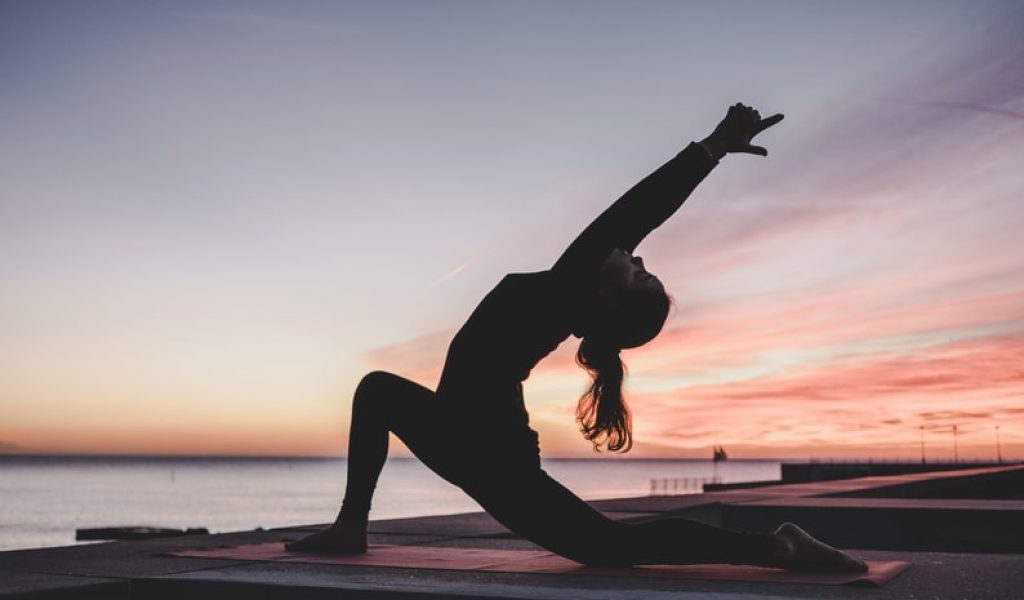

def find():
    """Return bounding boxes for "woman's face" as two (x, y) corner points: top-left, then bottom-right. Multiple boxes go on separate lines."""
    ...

(601, 248), (665, 294)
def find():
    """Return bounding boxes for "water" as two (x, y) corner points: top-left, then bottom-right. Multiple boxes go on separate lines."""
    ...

(0, 456), (779, 551)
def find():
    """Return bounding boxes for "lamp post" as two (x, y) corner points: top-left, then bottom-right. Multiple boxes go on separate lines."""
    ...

(919, 425), (925, 464)
(953, 424), (959, 464)
(996, 425), (1002, 464)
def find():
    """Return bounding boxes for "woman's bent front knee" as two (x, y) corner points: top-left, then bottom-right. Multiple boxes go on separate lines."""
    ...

(354, 371), (401, 399)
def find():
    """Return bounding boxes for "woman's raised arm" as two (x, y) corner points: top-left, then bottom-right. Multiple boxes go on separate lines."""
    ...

(551, 104), (783, 282)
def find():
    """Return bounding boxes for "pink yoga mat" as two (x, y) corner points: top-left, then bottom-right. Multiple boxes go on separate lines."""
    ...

(170, 542), (911, 586)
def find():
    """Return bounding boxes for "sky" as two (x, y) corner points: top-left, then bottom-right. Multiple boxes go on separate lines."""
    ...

(1, 0), (1023, 459)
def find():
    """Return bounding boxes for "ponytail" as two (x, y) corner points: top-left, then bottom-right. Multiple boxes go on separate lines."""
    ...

(576, 338), (632, 452)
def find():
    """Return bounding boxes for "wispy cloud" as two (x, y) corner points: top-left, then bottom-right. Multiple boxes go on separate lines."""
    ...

(919, 102), (1024, 122)
(417, 262), (470, 296)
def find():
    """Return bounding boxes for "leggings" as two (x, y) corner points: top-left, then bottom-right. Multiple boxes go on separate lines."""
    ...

(338, 371), (775, 567)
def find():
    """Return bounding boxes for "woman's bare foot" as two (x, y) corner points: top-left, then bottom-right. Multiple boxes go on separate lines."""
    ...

(285, 520), (368, 554)
(770, 523), (868, 572)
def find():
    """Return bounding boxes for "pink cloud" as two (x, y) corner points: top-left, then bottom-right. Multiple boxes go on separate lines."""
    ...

(628, 334), (1024, 452)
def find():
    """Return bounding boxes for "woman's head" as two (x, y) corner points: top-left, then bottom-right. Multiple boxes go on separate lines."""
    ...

(575, 248), (671, 453)
(589, 248), (671, 348)
(601, 248), (665, 295)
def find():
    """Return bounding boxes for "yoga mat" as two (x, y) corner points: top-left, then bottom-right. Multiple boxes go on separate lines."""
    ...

(171, 542), (910, 587)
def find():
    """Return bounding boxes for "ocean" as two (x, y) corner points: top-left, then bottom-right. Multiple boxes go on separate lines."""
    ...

(0, 456), (780, 551)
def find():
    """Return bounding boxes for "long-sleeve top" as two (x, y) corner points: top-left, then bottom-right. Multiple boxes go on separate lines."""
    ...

(435, 142), (718, 466)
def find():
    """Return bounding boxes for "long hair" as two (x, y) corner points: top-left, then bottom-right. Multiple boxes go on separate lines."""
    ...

(576, 337), (631, 452)
(575, 289), (670, 453)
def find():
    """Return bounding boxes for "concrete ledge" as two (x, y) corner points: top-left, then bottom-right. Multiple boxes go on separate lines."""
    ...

(723, 501), (1024, 552)
(135, 571), (742, 600)
(719, 465), (1024, 553)
(0, 570), (128, 599)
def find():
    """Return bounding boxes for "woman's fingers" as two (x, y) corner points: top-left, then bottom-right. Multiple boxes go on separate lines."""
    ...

(757, 113), (785, 132)
(741, 113), (784, 155)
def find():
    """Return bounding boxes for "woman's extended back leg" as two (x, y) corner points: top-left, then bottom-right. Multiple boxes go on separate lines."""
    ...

(472, 469), (777, 567)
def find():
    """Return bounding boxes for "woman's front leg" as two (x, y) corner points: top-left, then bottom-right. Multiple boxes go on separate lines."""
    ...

(287, 371), (437, 553)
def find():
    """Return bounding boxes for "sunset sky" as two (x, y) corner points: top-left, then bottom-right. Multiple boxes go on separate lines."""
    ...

(2, 1), (1022, 460)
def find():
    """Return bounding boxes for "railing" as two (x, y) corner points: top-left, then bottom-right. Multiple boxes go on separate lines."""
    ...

(649, 476), (721, 496)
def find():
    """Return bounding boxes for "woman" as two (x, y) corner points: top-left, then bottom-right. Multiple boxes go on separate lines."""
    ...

(288, 104), (867, 572)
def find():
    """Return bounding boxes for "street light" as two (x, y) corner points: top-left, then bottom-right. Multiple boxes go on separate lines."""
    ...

(953, 424), (959, 464)
(996, 425), (1002, 464)
(919, 425), (925, 464)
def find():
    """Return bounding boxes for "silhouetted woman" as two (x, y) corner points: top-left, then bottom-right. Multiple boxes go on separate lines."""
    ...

(288, 104), (867, 572)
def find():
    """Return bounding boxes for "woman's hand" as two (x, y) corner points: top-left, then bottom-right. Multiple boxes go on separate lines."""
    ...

(700, 103), (784, 160)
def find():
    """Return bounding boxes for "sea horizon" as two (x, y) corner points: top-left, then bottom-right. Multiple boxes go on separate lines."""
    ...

(0, 455), (785, 552)
(1, 452), (1006, 463)
(0, 453), (783, 461)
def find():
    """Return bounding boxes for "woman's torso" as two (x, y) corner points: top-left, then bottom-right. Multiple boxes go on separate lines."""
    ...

(435, 270), (578, 465)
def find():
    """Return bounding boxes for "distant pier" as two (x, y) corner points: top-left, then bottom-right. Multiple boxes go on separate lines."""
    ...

(780, 459), (1017, 483)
